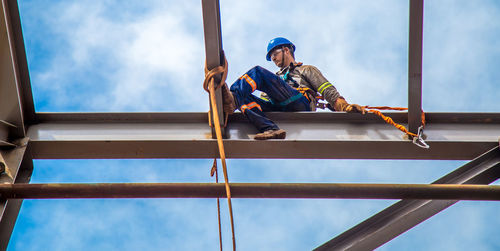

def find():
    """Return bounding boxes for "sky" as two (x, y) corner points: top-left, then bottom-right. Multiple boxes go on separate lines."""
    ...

(6, 0), (500, 250)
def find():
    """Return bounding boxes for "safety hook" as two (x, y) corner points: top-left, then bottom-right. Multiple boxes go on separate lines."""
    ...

(412, 125), (430, 149)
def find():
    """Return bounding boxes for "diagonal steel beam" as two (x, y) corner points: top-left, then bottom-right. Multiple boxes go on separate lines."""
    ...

(408, 0), (424, 135)
(1, 0), (36, 138)
(315, 146), (500, 251)
(0, 138), (33, 250)
(201, 0), (226, 138)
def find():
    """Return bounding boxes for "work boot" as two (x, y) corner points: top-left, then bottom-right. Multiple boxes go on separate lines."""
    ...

(254, 129), (286, 140)
(221, 82), (236, 115)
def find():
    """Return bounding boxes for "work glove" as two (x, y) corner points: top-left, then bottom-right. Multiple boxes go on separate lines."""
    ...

(221, 82), (236, 115)
(330, 97), (366, 114)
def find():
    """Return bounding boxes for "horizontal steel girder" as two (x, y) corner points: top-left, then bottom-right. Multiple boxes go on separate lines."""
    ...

(1, 183), (500, 200)
(26, 112), (500, 160)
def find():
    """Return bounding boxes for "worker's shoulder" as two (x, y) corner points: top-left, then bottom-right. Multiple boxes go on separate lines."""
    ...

(296, 64), (322, 73)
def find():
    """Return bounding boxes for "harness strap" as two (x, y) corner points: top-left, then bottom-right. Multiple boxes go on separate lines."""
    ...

(273, 93), (305, 106)
(295, 87), (312, 102)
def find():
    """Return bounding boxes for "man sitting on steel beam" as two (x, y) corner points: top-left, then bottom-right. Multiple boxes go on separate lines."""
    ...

(221, 37), (365, 140)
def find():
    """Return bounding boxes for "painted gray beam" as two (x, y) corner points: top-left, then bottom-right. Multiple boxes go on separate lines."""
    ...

(408, 0), (424, 135)
(26, 112), (500, 160)
(201, 0), (226, 138)
(315, 146), (500, 251)
(0, 138), (33, 250)
(1, 0), (35, 138)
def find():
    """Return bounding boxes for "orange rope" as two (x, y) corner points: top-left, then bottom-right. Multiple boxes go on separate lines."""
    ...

(309, 92), (426, 141)
(210, 160), (223, 251)
(363, 106), (425, 138)
(204, 54), (236, 251)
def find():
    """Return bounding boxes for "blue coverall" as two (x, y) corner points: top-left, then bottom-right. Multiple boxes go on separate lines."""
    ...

(230, 66), (311, 132)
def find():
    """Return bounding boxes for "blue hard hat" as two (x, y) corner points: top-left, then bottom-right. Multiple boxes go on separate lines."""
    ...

(266, 37), (295, 61)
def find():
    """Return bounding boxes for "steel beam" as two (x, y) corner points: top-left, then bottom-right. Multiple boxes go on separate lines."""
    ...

(1, 0), (35, 139)
(315, 145), (500, 251)
(26, 112), (500, 160)
(0, 138), (33, 250)
(201, 0), (226, 138)
(1, 183), (500, 201)
(408, 0), (424, 134)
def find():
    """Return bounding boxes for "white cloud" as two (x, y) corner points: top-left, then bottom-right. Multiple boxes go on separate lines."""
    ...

(26, 0), (207, 112)
(24, 0), (499, 112)
(423, 0), (500, 112)
(11, 0), (500, 250)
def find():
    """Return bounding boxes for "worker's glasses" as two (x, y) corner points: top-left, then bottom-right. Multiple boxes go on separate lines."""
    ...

(270, 48), (283, 60)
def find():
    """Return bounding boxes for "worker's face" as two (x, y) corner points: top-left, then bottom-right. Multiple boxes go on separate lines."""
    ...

(271, 48), (286, 68)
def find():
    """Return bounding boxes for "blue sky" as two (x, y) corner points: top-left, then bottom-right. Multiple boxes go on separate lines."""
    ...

(7, 0), (500, 250)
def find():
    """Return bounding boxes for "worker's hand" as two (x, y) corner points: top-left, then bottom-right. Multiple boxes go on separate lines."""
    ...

(332, 98), (366, 114)
(345, 104), (366, 114)
(333, 97), (349, 111)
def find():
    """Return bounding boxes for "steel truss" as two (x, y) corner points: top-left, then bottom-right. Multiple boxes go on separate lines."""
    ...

(1, 0), (499, 250)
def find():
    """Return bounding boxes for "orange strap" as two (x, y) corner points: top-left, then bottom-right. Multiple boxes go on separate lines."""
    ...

(204, 54), (236, 251)
(296, 87), (425, 141)
(363, 106), (425, 138)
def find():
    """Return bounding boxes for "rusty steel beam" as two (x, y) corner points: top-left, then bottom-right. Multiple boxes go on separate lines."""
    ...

(1, 183), (500, 201)
(407, 0), (424, 135)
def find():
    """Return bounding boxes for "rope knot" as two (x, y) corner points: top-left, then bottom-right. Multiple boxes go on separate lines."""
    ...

(203, 54), (228, 92)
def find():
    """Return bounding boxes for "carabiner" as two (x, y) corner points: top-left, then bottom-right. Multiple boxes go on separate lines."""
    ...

(412, 126), (430, 149)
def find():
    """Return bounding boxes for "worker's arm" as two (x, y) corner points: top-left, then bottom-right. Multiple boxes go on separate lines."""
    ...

(300, 65), (340, 106)
(300, 65), (365, 113)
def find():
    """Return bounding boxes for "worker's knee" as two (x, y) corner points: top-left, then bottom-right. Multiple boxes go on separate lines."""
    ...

(248, 65), (271, 76)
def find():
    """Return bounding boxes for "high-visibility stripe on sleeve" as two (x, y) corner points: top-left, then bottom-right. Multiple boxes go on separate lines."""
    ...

(240, 102), (262, 114)
(318, 82), (333, 95)
(240, 74), (257, 92)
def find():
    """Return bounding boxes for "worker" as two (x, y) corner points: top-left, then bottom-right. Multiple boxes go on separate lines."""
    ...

(220, 37), (365, 140)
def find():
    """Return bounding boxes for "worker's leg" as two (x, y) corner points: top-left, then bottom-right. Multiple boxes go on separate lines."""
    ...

(230, 66), (302, 106)
(237, 95), (279, 132)
(229, 66), (310, 137)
